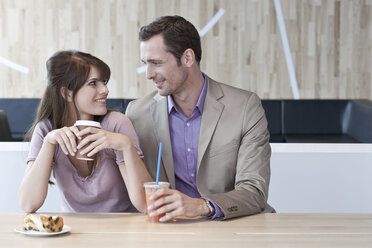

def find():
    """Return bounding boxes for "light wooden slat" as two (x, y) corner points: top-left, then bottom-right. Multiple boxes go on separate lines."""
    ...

(0, 0), (370, 99)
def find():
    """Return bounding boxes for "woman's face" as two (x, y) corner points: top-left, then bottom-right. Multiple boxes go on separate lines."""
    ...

(73, 66), (109, 120)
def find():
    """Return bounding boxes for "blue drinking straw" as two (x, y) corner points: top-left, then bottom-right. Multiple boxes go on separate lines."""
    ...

(155, 142), (162, 185)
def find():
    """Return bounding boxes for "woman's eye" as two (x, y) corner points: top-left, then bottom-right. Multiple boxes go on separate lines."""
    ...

(103, 80), (108, 85)
(88, 81), (96, 86)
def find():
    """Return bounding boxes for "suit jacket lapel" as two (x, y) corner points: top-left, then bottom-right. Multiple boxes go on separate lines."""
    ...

(197, 78), (224, 171)
(150, 94), (176, 188)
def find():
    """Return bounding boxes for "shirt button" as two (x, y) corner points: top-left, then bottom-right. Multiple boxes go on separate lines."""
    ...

(191, 173), (195, 177)
(186, 122), (190, 127)
(187, 148), (191, 152)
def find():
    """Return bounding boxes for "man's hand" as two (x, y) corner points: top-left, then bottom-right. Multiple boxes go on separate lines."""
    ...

(147, 188), (210, 222)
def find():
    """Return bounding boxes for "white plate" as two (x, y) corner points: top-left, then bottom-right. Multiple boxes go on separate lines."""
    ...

(14, 225), (71, 236)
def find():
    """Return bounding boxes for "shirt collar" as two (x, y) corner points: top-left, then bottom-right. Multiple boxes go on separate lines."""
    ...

(167, 73), (208, 115)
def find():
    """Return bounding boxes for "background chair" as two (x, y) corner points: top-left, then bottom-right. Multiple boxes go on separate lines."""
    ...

(0, 110), (12, 141)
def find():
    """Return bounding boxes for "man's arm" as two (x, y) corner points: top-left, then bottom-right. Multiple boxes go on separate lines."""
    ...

(143, 93), (272, 221)
(205, 93), (272, 219)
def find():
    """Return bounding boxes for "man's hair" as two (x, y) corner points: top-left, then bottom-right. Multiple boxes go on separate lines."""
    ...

(139, 15), (201, 65)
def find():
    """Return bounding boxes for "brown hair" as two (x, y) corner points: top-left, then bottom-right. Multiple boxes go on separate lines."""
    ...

(26, 50), (111, 140)
(139, 15), (201, 65)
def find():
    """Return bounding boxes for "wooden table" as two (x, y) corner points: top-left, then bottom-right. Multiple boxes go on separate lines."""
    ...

(1, 213), (372, 247)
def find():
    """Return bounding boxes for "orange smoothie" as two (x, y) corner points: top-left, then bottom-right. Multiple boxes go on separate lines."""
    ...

(145, 191), (166, 222)
(144, 182), (170, 223)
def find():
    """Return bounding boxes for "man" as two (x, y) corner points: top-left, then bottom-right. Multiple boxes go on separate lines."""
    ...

(126, 15), (274, 221)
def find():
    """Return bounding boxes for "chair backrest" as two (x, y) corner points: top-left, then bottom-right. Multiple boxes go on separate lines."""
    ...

(261, 100), (282, 135)
(0, 110), (12, 141)
(282, 100), (349, 134)
(0, 98), (40, 141)
(106, 98), (126, 113)
(343, 100), (372, 143)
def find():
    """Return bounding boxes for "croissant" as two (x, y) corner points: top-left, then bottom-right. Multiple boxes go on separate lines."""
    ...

(23, 214), (64, 233)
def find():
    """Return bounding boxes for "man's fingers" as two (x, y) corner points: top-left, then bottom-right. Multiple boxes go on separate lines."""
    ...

(149, 188), (171, 200)
(159, 208), (184, 222)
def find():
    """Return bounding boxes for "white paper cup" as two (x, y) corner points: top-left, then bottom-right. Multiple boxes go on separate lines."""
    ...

(74, 120), (101, 161)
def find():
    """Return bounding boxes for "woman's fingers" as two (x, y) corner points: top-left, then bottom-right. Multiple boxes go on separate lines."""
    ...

(86, 143), (107, 157)
(77, 126), (100, 138)
(77, 132), (102, 150)
(69, 126), (81, 138)
(59, 127), (76, 155)
(76, 129), (130, 157)
(47, 126), (78, 156)
(54, 134), (69, 155)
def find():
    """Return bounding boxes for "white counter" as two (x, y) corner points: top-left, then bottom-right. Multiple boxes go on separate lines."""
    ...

(1, 142), (372, 213)
(268, 143), (372, 213)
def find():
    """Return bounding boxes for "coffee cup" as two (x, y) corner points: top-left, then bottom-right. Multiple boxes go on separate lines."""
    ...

(74, 120), (101, 161)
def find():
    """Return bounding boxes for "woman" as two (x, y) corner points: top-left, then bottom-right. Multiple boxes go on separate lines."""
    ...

(18, 50), (152, 213)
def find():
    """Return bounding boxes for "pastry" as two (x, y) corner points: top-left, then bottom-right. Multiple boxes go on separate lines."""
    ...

(23, 214), (64, 233)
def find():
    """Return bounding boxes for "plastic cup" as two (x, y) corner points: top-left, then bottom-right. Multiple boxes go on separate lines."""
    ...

(144, 182), (170, 223)
(74, 120), (101, 161)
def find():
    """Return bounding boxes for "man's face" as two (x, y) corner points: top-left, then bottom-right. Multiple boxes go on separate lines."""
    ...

(140, 35), (188, 96)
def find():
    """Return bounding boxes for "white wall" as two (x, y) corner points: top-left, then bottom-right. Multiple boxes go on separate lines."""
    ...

(1, 142), (372, 213)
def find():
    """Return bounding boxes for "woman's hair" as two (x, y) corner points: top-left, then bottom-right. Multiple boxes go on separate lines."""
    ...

(26, 50), (111, 140)
(139, 15), (201, 65)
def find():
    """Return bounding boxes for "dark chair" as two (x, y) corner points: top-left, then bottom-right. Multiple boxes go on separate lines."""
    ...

(282, 100), (359, 143)
(262, 100), (283, 142)
(344, 100), (372, 143)
(0, 98), (40, 141)
(123, 99), (136, 113)
(0, 110), (12, 141)
(106, 98), (126, 113)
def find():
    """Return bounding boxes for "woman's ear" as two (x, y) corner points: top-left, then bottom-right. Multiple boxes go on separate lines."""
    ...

(181, 48), (195, 67)
(60, 87), (73, 102)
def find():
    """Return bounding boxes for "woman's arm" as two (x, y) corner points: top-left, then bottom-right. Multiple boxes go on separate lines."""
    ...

(18, 141), (55, 213)
(77, 128), (153, 213)
(118, 136), (153, 213)
(18, 126), (79, 213)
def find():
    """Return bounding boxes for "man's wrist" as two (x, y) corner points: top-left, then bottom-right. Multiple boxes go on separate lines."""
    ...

(202, 199), (215, 217)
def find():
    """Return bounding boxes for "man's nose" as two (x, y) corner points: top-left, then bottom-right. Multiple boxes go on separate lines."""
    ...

(146, 65), (155, 80)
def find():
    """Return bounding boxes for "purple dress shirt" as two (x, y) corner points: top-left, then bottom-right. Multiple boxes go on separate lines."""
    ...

(168, 74), (223, 219)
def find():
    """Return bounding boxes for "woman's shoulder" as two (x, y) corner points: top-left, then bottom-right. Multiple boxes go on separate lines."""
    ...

(101, 111), (133, 132)
(102, 110), (130, 123)
(34, 118), (53, 134)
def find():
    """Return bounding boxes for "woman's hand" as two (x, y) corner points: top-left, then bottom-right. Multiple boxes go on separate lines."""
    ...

(76, 127), (133, 158)
(44, 126), (80, 156)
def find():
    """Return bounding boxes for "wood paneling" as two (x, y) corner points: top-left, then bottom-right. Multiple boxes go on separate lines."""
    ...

(0, 0), (371, 99)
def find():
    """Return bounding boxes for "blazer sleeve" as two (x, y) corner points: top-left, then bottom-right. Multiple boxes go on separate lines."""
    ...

(205, 93), (272, 219)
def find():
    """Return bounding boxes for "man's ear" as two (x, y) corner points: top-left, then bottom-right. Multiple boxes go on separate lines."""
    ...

(60, 87), (73, 102)
(181, 48), (195, 67)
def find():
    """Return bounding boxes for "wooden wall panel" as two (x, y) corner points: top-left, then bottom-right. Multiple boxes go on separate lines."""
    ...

(0, 0), (371, 99)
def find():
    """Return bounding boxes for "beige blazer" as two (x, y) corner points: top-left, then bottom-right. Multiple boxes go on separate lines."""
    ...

(126, 76), (274, 219)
